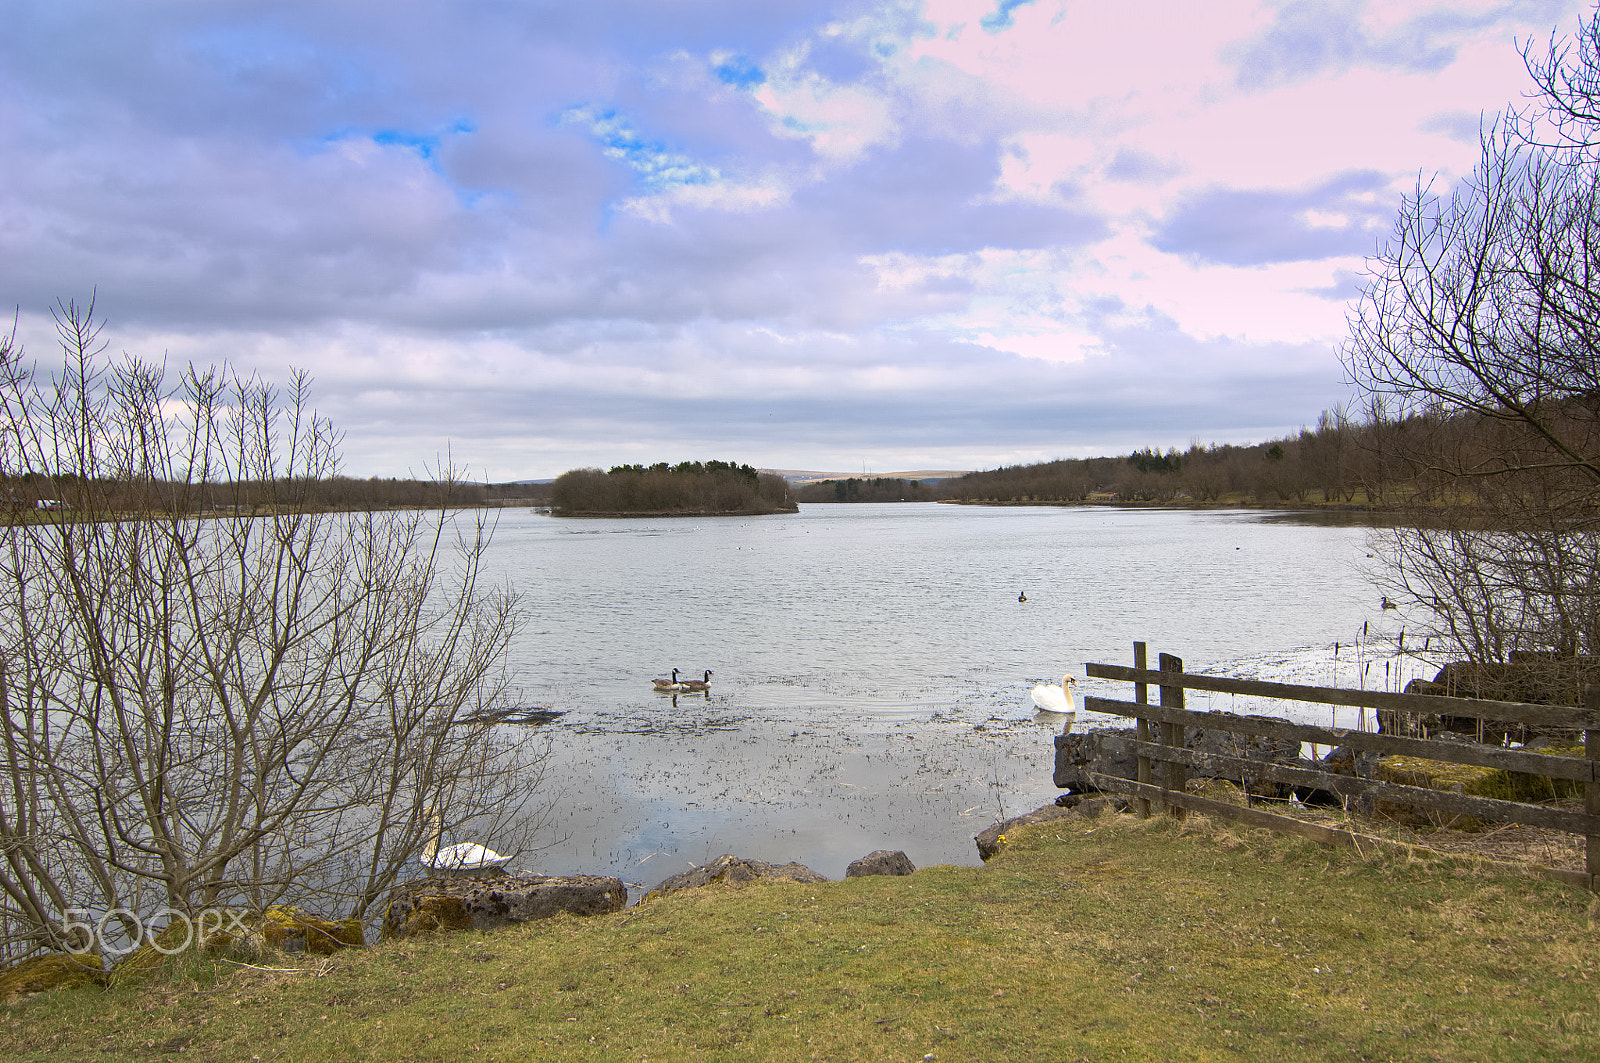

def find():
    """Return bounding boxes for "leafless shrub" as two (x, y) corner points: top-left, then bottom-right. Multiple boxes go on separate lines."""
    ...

(1347, 9), (1600, 662)
(0, 297), (546, 963)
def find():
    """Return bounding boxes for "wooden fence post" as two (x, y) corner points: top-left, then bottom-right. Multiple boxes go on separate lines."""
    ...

(1587, 686), (1599, 890)
(1135, 641), (1151, 818)
(1160, 652), (1187, 820)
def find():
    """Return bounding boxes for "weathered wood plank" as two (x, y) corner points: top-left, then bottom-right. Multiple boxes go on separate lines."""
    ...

(1134, 641), (1151, 818)
(1087, 773), (1397, 847)
(1081, 695), (1597, 783)
(1587, 688), (1599, 881)
(1096, 735), (1600, 835)
(1085, 662), (1599, 729)
(1086, 773), (1594, 891)
(1159, 653), (1187, 819)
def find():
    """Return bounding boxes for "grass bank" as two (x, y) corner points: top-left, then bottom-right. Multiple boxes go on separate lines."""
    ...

(4, 811), (1597, 1062)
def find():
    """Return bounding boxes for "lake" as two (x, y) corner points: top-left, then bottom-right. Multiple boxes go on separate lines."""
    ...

(485, 503), (1426, 897)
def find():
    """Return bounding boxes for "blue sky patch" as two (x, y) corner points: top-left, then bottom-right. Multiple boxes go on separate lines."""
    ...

(980, 0), (1036, 34)
(565, 107), (720, 192)
(713, 55), (765, 88)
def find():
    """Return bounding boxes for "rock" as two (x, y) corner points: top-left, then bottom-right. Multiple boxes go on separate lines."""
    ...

(107, 905), (363, 985)
(1053, 794), (1126, 817)
(1373, 746), (1584, 817)
(976, 801), (1121, 861)
(0, 953), (103, 1002)
(1393, 659), (1597, 743)
(1297, 745), (1383, 808)
(1054, 720), (1300, 797)
(382, 871), (625, 939)
(1053, 727), (1138, 791)
(257, 906), (365, 955)
(845, 850), (915, 878)
(642, 854), (827, 901)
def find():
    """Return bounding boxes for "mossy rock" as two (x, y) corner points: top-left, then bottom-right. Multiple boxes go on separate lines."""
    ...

(258, 906), (365, 954)
(108, 906), (363, 985)
(1375, 747), (1584, 826)
(1, 952), (105, 1001)
(384, 895), (475, 938)
(107, 919), (216, 986)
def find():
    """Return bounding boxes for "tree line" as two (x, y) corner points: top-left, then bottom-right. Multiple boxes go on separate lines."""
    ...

(793, 477), (935, 503)
(930, 410), (1374, 505)
(4, 472), (552, 514)
(550, 460), (796, 516)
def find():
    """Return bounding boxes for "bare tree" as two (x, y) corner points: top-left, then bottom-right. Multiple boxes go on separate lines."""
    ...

(1346, 8), (1600, 662)
(0, 298), (545, 963)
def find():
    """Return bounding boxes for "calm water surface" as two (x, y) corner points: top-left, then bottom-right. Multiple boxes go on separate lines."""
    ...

(482, 503), (1422, 895)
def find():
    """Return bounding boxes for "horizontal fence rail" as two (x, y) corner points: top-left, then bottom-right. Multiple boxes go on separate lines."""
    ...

(1079, 696), (1598, 782)
(1070, 642), (1600, 890)
(1084, 663), (1600, 731)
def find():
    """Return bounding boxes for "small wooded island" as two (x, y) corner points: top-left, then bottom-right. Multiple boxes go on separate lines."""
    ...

(551, 460), (797, 517)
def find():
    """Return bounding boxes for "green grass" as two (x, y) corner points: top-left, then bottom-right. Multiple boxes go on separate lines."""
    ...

(4, 811), (1598, 1061)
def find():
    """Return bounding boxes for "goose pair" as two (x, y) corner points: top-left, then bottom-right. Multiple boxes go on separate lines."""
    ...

(651, 669), (713, 692)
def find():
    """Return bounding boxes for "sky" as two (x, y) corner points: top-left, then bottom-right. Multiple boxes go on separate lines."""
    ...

(0, 0), (1587, 480)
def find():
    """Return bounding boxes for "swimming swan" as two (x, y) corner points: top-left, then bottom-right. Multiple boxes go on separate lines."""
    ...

(1031, 673), (1078, 733)
(419, 808), (511, 873)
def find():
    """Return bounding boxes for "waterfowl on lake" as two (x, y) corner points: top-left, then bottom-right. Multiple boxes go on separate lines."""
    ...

(652, 668), (683, 691)
(1031, 673), (1077, 714)
(679, 670), (713, 691)
(1031, 673), (1078, 735)
(1018, 590), (1028, 602)
(419, 807), (511, 873)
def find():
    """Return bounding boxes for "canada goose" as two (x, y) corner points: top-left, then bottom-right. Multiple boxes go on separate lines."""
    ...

(679, 670), (713, 691)
(652, 668), (684, 691)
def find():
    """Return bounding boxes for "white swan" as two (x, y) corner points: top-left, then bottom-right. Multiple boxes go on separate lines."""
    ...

(419, 808), (512, 873)
(1031, 673), (1078, 734)
(652, 668), (683, 692)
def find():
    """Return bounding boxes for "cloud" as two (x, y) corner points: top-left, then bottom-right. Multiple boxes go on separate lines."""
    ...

(1224, 0), (1488, 89)
(0, 0), (1582, 478)
(1418, 108), (1484, 142)
(1151, 171), (1396, 266)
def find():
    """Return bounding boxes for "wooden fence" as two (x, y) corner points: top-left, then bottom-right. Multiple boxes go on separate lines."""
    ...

(1073, 642), (1600, 890)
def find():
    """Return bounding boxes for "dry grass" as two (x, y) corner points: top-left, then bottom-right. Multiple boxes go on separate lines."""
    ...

(3, 810), (1598, 1062)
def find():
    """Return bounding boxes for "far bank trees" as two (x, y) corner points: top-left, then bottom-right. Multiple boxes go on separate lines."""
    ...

(551, 461), (796, 516)
(794, 477), (934, 503)
(932, 412), (1371, 507)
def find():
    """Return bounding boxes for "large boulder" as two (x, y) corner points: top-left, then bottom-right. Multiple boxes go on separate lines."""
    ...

(382, 872), (625, 939)
(257, 905), (365, 955)
(641, 854), (827, 901)
(0, 953), (103, 1002)
(1053, 727), (1138, 791)
(1395, 657), (1596, 743)
(845, 850), (915, 878)
(1054, 720), (1300, 797)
